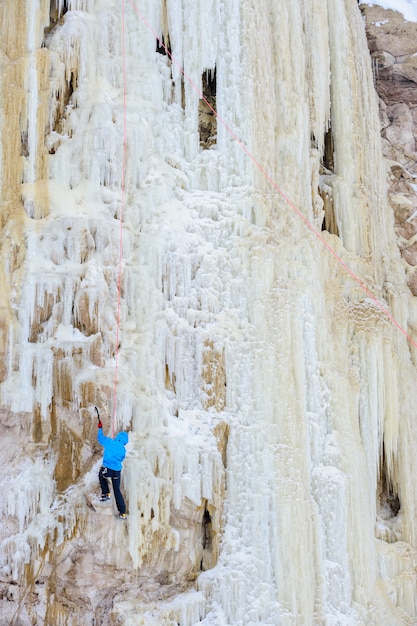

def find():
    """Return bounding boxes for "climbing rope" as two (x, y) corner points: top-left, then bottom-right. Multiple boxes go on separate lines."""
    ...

(124, 0), (417, 354)
(112, 0), (128, 437)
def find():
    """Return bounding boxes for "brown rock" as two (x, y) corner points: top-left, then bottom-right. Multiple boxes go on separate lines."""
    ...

(361, 6), (417, 57)
(407, 268), (417, 294)
(361, 5), (417, 105)
(383, 103), (415, 153)
(401, 241), (417, 265)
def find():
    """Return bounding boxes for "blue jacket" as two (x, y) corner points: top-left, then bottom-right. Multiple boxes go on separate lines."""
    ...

(98, 429), (128, 471)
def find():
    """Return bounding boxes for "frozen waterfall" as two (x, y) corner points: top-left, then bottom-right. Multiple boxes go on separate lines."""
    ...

(1, 0), (417, 624)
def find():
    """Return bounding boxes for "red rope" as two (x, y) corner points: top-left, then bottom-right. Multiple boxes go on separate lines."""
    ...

(125, 0), (417, 352)
(112, 0), (128, 437)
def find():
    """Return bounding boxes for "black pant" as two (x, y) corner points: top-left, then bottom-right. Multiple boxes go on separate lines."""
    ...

(99, 466), (126, 515)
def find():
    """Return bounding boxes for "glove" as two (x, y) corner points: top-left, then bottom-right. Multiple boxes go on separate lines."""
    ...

(97, 421), (103, 428)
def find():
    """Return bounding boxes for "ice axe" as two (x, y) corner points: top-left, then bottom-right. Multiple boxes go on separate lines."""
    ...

(95, 406), (102, 428)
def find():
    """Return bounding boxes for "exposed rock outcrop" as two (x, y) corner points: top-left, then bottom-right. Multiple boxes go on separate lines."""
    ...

(360, 4), (417, 293)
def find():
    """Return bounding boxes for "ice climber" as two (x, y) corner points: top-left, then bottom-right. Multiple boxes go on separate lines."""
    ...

(97, 417), (128, 520)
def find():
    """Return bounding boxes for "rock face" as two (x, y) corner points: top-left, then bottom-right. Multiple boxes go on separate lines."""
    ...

(2, 1), (417, 625)
(360, 4), (417, 293)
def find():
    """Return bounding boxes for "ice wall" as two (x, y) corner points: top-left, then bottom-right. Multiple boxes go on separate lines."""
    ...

(1, 0), (417, 624)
